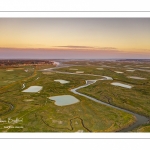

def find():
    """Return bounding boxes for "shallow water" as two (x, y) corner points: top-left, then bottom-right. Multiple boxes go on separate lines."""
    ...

(137, 69), (150, 72)
(54, 79), (70, 84)
(114, 71), (123, 74)
(126, 70), (135, 72)
(76, 71), (84, 73)
(140, 67), (150, 69)
(6, 70), (14, 71)
(69, 68), (78, 70)
(103, 76), (113, 80)
(22, 86), (43, 92)
(96, 68), (104, 70)
(49, 95), (79, 106)
(23, 99), (34, 102)
(128, 76), (146, 80)
(111, 82), (132, 89)
(22, 83), (25, 89)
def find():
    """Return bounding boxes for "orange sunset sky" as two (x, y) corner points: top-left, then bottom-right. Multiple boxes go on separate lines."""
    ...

(0, 18), (150, 59)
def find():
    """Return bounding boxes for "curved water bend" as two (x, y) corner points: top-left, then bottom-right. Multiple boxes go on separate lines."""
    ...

(70, 79), (149, 132)
(46, 63), (149, 132)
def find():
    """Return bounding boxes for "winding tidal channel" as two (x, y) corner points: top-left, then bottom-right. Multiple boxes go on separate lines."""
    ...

(44, 64), (149, 132)
(71, 79), (148, 132)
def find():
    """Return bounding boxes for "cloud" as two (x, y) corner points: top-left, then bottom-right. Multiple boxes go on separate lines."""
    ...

(55, 45), (95, 49)
(0, 46), (118, 52)
(98, 47), (117, 50)
(0, 47), (150, 59)
(54, 45), (118, 51)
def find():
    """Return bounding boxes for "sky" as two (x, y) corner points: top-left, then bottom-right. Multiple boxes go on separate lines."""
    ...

(0, 18), (150, 59)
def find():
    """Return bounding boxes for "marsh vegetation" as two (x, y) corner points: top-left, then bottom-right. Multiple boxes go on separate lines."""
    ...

(0, 61), (150, 132)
